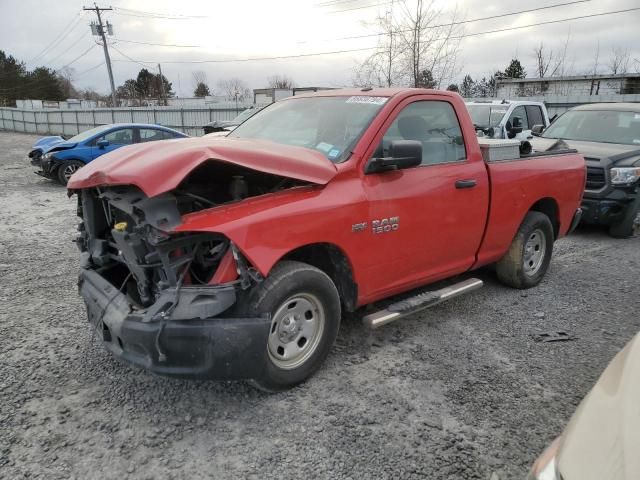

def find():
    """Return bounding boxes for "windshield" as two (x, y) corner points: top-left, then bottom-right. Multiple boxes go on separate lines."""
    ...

(228, 96), (387, 162)
(466, 104), (508, 127)
(68, 124), (113, 143)
(232, 107), (260, 124)
(542, 109), (640, 145)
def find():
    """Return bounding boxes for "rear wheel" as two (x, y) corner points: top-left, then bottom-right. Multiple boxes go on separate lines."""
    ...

(242, 261), (341, 392)
(57, 160), (84, 185)
(496, 212), (554, 289)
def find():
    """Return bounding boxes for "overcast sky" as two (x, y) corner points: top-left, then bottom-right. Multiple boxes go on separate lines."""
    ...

(1, 0), (639, 97)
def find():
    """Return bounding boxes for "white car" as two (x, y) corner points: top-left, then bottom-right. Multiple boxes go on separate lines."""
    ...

(466, 100), (551, 141)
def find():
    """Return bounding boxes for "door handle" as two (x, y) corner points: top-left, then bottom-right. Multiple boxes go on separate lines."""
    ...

(455, 179), (477, 189)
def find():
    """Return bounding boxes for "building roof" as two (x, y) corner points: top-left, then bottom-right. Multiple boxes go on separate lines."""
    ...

(497, 73), (640, 84)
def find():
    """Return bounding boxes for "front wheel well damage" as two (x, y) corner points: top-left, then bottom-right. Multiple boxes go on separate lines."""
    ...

(529, 197), (560, 239)
(280, 243), (358, 312)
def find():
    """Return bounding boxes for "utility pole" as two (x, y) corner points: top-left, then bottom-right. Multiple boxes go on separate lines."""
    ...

(157, 63), (166, 106)
(84, 4), (117, 107)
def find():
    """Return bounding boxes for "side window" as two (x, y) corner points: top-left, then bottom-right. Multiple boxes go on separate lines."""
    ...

(525, 105), (544, 127)
(102, 128), (133, 145)
(375, 101), (466, 166)
(162, 130), (180, 140)
(508, 106), (529, 130)
(139, 128), (165, 143)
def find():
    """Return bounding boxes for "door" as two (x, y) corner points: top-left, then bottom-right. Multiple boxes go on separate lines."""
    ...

(91, 128), (134, 159)
(361, 98), (490, 297)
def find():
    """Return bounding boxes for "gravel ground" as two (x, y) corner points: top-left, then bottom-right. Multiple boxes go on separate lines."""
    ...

(1, 131), (638, 480)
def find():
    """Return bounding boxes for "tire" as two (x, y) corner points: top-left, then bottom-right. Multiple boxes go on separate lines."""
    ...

(608, 202), (639, 239)
(56, 160), (85, 186)
(241, 261), (341, 392)
(496, 211), (554, 289)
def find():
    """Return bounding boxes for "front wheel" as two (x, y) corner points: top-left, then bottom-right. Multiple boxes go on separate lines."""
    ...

(608, 202), (640, 238)
(496, 211), (554, 289)
(242, 261), (341, 392)
(56, 160), (84, 186)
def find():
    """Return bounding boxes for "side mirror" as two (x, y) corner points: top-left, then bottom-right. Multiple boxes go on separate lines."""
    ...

(512, 116), (522, 128)
(505, 120), (523, 139)
(366, 140), (422, 174)
(97, 139), (109, 148)
(531, 124), (545, 136)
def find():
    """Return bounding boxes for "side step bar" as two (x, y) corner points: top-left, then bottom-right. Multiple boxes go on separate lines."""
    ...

(362, 278), (483, 329)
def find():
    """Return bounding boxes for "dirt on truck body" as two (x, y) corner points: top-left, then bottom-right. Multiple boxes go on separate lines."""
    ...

(68, 88), (586, 391)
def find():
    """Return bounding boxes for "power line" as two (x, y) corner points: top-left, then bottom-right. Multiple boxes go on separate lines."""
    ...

(111, 45), (378, 65)
(112, 6), (207, 19)
(330, 1), (394, 13)
(41, 31), (93, 70)
(26, 12), (85, 66)
(306, 0), (592, 42)
(110, 44), (158, 70)
(113, 38), (200, 48)
(56, 43), (99, 71)
(107, 7), (640, 65)
(75, 61), (105, 77)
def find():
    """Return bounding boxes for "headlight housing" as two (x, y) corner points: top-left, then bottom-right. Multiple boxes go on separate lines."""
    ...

(610, 167), (640, 185)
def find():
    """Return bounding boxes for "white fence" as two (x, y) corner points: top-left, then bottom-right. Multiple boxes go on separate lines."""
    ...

(0, 104), (257, 137)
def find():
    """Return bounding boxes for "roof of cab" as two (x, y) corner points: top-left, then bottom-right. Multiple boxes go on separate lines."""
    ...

(285, 87), (461, 101)
(571, 103), (640, 112)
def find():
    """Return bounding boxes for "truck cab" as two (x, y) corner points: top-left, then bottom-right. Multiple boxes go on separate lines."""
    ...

(466, 100), (551, 141)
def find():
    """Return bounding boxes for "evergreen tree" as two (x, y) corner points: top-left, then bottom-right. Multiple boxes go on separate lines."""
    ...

(460, 75), (475, 98)
(194, 82), (210, 97)
(504, 59), (526, 79)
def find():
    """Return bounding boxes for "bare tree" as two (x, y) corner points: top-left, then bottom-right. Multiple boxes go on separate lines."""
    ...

(56, 66), (78, 98)
(532, 41), (566, 78)
(216, 78), (251, 101)
(192, 70), (210, 97)
(353, 0), (464, 89)
(353, 8), (404, 87)
(267, 75), (295, 89)
(591, 40), (601, 76)
(608, 47), (630, 74)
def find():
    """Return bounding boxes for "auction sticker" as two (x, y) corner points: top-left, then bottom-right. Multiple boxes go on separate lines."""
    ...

(346, 96), (388, 105)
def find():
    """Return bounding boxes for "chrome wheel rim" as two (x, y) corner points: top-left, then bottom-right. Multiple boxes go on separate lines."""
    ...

(63, 163), (81, 181)
(523, 228), (546, 276)
(267, 293), (325, 370)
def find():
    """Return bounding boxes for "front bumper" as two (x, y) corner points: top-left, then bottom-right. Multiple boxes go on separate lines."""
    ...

(581, 187), (637, 225)
(79, 269), (270, 380)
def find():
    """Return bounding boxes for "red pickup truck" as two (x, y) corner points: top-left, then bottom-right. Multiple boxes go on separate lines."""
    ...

(68, 88), (585, 391)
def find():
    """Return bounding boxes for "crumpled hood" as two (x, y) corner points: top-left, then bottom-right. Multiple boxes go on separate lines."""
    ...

(68, 136), (338, 197)
(32, 136), (67, 152)
(557, 332), (640, 480)
(43, 140), (78, 155)
(531, 137), (640, 167)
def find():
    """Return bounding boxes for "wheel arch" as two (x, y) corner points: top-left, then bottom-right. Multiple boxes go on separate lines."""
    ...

(278, 243), (358, 312)
(528, 197), (560, 239)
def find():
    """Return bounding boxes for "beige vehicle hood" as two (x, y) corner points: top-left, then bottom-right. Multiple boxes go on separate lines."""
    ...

(558, 332), (640, 479)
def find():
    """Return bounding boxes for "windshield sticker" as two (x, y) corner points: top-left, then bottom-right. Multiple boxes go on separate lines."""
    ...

(328, 148), (341, 159)
(346, 96), (388, 105)
(633, 139), (640, 144)
(634, 113), (640, 119)
(492, 109), (507, 114)
(315, 142), (333, 153)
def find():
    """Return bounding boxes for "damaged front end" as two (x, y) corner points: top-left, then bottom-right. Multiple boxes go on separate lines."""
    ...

(74, 179), (275, 380)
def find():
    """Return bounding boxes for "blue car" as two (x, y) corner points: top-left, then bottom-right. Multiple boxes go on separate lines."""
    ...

(30, 123), (188, 185)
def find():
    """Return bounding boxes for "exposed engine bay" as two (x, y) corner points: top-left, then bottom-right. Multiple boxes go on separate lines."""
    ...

(74, 161), (308, 314)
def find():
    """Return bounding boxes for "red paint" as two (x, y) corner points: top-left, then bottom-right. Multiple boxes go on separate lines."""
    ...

(209, 250), (239, 284)
(68, 137), (337, 197)
(71, 88), (585, 307)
